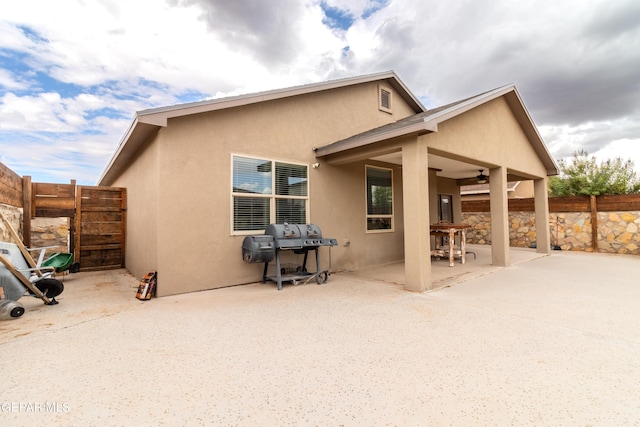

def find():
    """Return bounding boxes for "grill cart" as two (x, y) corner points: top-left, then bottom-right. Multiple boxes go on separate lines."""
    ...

(0, 215), (64, 319)
(242, 223), (338, 291)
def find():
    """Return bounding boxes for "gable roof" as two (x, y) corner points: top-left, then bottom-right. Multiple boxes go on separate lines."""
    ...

(315, 85), (559, 176)
(98, 71), (424, 185)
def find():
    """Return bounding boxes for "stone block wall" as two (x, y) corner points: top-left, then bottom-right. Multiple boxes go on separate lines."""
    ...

(598, 212), (640, 254)
(462, 211), (640, 255)
(0, 204), (22, 242)
(30, 217), (70, 259)
(0, 208), (70, 260)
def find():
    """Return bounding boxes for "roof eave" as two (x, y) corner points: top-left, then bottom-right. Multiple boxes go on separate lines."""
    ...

(316, 84), (560, 177)
(503, 88), (559, 176)
(136, 70), (425, 124)
(98, 117), (160, 185)
(99, 71), (426, 185)
(315, 120), (434, 157)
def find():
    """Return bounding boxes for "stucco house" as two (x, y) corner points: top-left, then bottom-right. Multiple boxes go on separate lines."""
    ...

(99, 71), (558, 296)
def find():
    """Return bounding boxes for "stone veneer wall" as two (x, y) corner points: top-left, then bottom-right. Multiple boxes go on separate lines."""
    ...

(0, 207), (69, 259)
(30, 217), (70, 259)
(0, 204), (22, 242)
(462, 211), (640, 255)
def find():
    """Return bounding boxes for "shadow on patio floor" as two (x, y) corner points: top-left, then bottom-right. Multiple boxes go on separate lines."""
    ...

(344, 244), (549, 290)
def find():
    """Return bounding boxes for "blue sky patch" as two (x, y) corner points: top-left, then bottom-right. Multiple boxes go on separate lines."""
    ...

(320, 1), (355, 31)
(0, 49), (85, 98)
(362, 0), (391, 19)
(17, 25), (49, 44)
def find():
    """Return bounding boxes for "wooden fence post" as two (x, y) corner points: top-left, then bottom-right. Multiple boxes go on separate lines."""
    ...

(590, 195), (598, 252)
(22, 175), (32, 247)
(69, 179), (76, 256)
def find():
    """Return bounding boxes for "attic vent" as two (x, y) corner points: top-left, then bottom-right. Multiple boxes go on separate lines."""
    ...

(378, 85), (392, 113)
(381, 89), (390, 108)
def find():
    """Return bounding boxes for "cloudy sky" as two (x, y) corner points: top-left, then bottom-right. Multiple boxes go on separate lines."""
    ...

(1, 0), (638, 184)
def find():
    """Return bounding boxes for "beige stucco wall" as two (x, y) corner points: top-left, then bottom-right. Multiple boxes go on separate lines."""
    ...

(424, 97), (548, 179)
(108, 84), (550, 296)
(112, 81), (415, 296)
(112, 135), (160, 283)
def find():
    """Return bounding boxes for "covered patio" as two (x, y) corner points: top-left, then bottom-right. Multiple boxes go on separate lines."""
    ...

(315, 84), (558, 292)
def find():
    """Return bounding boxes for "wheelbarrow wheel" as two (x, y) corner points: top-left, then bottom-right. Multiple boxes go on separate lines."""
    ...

(69, 262), (80, 273)
(35, 278), (64, 298)
(11, 305), (25, 318)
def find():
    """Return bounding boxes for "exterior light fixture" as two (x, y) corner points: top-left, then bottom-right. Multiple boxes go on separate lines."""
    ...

(476, 169), (488, 184)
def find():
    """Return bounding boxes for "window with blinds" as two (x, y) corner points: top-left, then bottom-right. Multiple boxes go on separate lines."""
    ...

(366, 165), (393, 231)
(232, 155), (308, 232)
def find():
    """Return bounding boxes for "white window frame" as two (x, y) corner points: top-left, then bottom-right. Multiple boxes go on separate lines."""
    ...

(365, 165), (394, 233)
(231, 154), (309, 235)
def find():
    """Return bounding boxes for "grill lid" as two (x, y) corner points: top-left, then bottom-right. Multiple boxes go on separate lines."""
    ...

(264, 223), (336, 249)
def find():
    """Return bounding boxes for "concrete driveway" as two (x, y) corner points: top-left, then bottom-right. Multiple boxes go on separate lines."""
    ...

(1, 250), (639, 426)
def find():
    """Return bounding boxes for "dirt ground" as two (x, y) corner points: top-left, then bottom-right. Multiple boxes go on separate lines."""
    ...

(1, 251), (640, 426)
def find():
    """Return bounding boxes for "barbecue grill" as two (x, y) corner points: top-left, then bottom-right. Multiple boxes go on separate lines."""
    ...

(242, 223), (337, 290)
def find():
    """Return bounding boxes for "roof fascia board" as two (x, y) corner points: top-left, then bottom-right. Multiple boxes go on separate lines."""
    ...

(423, 84), (515, 127)
(504, 89), (559, 175)
(315, 121), (431, 157)
(98, 119), (159, 185)
(98, 116), (139, 184)
(137, 70), (425, 125)
(100, 71), (425, 185)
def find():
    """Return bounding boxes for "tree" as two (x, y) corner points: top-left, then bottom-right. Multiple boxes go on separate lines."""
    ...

(549, 149), (640, 196)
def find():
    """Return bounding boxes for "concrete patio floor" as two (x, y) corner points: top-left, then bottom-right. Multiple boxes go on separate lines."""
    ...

(1, 248), (639, 426)
(347, 244), (548, 289)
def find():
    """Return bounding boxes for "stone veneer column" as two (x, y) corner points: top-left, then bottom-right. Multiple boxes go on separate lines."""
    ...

(534, 177), (551, 253)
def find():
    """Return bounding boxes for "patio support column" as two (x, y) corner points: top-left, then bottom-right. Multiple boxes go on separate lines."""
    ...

(489, 166), (510, 267)
(534, 177), (551, 254)
(402, 140), (431, 292)
(428, 168), (439, 249)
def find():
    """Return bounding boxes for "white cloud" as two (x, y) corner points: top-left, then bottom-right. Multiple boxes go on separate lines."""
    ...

(0, 68), (27, 90)
(0, 0), (638, 184)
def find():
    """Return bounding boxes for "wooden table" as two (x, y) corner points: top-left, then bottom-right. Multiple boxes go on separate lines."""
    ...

(430, 223), (472, 267)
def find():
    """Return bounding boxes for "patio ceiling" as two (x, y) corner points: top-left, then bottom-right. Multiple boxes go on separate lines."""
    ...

(371, 151), (491, 182)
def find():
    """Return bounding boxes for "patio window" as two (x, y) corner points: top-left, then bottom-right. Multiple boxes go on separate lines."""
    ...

(232, 155), (308, 233)
(366, 165), (393, 231)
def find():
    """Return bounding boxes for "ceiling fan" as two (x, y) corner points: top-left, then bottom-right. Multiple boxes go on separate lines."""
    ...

(476, 169), (488, 184)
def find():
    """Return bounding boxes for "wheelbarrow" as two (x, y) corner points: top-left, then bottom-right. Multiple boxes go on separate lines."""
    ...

(43, 252), (80, 274)
(0, 241), (64, 319)
(0, 214), (64, 319)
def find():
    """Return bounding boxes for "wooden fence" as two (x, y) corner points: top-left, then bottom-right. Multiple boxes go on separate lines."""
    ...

(0, 162), (126, 271)
(75, 186), (127, 271)
(0, 162), (25, 209)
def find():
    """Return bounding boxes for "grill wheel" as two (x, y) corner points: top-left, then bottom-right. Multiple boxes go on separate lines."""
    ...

(316, 271), (328, 284)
